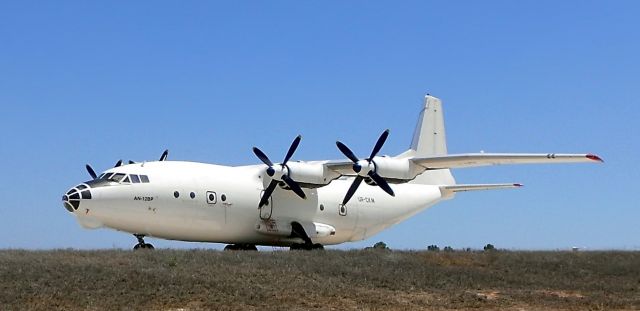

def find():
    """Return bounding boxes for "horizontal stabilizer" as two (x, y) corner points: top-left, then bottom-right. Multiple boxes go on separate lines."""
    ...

(440, 183), (523, 197)
(413, 153), (603, 169)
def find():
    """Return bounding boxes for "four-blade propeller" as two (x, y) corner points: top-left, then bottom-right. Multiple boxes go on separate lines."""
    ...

(336, 129), (395, 205)
(253, 135), (306, 208)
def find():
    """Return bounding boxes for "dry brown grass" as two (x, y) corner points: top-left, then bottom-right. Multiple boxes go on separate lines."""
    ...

(0, 249), (638, 310)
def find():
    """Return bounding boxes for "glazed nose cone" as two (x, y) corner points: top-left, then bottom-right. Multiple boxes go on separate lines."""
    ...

(62, 184), (92, 212)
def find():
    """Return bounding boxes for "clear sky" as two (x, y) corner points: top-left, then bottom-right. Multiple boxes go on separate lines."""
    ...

(1, 2), (638, 250)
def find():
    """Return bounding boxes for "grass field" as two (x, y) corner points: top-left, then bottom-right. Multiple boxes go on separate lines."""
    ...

(1, 249), (639, 310)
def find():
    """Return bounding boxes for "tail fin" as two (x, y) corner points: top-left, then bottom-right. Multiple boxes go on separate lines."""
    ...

(411, 95), (448, 156)
(399, 94), (456, 185)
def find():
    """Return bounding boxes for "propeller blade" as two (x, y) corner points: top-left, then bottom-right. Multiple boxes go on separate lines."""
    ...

(259, 180), (278, 208)
(342, 175), (364, 205)
(85, 164), (97, 179)
(159, 149), (169, 161)
(282, 135), (302, 165)
(368, 129), (390, 161)
(368, 171), (395, 196)
(252, 147), (274, 167)
(114, 160), (123, 167)
(336, 141), (359, 163)
(282, 175), (306, 199)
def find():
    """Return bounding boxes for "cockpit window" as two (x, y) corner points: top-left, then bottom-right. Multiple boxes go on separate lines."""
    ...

(111, 173), (126, 183)
(140, 175), (150, 183)
(95, 173), (147, 184)
(130, 174), (140, 183)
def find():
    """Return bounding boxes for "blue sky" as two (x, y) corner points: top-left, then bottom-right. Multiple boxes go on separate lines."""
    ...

(1, 2), (637, 250)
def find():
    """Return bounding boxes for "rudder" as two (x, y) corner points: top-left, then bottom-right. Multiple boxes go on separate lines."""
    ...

(410, 95), (448, 156)
(399, 94), (456, 185)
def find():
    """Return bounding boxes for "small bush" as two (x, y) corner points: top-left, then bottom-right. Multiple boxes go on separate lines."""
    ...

(373, 241), (389, 249)
(365, 241), (390, 250)
(483, 244), (496, 251)
(427, 245), (440, 252)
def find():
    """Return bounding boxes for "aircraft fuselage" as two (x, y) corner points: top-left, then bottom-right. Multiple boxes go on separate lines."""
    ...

(66, 161), (444, 246)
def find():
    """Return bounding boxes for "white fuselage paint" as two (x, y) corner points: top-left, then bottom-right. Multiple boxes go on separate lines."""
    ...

(69, 161), (445, 246)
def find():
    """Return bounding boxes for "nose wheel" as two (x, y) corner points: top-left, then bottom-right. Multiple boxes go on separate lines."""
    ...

(133, 234), (154, 250)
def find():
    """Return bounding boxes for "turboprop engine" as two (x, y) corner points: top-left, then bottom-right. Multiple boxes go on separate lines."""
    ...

(284, 161), (340, 188)
(253, 136), (339, 207)
(336, 129), (424, 205)
(361, 156), (424, 183)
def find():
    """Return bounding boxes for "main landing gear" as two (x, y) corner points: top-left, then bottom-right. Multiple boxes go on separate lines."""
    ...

(224, 244), (258, 251)
(133, 234), (154, 250)
(290, 222), (324, 251)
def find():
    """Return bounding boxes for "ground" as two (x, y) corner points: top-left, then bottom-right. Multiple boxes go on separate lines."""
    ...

(1, 249), (638, 310)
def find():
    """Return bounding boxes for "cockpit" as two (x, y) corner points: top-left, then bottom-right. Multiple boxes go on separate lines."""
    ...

(62, 173), (152, 213)
(97, 173), (150, 184)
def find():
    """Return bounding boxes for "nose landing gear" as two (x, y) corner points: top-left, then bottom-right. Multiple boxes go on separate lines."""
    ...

(133, 234), (154, 250)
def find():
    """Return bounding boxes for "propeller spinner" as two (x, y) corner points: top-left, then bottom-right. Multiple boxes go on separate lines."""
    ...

(253, 135), (306, 208)
(336, 129), (395, 205)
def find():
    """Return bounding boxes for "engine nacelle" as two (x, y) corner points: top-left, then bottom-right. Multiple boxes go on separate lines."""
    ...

(372, 156), (424, 181)
(285, 161), (340, 187)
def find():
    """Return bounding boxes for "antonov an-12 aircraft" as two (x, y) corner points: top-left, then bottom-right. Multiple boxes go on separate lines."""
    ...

(62, 95), (602, 250)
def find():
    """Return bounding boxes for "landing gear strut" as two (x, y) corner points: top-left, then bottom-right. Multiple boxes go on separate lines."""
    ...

(133, 234), (154, 250)
(224, 244), (258, 251)
(290, 222), (324, 251)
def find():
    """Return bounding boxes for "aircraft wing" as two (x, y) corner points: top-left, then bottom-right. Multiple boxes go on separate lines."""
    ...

(411, 153), (603, 169)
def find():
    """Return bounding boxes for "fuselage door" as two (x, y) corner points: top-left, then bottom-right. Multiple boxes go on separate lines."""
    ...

(259, 190), (273, 220)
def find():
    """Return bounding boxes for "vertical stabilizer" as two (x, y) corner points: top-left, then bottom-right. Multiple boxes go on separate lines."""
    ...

(399, 94), (456, 185)
(410, 95), (448, 156)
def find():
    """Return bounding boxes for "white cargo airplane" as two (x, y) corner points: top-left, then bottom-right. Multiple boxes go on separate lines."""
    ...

(62, 95), (602, 250)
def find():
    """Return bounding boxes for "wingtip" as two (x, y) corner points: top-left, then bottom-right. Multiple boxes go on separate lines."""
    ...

(586, 154), (604, 163)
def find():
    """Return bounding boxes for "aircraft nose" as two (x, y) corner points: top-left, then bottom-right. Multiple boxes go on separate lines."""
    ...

(62, 184), (92, 212)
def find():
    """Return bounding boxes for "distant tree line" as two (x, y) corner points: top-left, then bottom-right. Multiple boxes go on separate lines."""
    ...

(366, 242), (498, 252)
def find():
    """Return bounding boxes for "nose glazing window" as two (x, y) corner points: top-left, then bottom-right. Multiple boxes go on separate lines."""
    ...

(63, 184), (92, 212)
